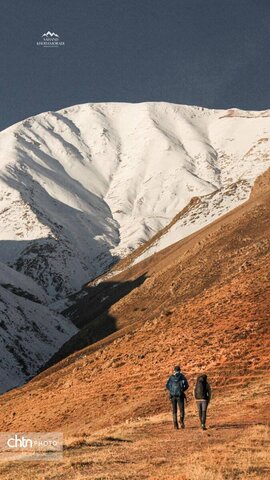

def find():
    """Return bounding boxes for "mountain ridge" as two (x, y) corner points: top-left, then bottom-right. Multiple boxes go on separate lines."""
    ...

(1, 101), (270, 392)
(1, 101), (270, 300)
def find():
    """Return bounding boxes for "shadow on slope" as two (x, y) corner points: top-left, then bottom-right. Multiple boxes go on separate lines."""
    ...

(42, 168), (270, 374)
(44, 273), (148, 368)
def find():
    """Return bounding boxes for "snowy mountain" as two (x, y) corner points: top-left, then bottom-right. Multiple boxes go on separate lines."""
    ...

(1, 103), (270, 301)
(131, 180), (251, 266)
(0, 262), (77, 392)
(1, 101), (270, 391)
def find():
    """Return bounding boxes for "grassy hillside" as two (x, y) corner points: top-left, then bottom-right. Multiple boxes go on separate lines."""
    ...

(0, 169), (269, 479)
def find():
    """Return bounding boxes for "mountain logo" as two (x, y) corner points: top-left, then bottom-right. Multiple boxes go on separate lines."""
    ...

(42, 31), (59, 38)
(37, 31), (64, 48)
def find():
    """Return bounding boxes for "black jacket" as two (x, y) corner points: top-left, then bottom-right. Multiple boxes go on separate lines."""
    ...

(166, 372), (189, 397)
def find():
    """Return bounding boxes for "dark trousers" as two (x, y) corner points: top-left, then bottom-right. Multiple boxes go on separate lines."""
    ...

(196, 400), (208, 425)
(170, 395), (185, 424)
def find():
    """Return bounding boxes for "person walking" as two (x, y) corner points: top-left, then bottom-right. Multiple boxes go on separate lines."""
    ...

(166, 365), (189, 429)
(193, 374), (211, 430)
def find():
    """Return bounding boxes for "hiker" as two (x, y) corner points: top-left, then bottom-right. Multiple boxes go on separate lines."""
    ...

(166, 365), (189, 429)
(193, 374), (211, 430)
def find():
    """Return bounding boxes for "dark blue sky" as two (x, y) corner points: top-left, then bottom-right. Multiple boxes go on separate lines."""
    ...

(1, 0), (270, 130)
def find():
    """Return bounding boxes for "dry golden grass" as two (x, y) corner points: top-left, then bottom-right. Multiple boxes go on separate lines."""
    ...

(182, 425), (270, 480)
(0, 421), (268, 479)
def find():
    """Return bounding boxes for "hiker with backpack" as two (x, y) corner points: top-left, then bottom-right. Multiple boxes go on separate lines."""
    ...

(193, 374), (211, 430)
(166, 366), (189, 429)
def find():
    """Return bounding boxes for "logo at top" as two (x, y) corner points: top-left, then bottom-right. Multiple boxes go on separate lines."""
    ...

(42, 31), (59, 38)
(37, 31), (64, 48)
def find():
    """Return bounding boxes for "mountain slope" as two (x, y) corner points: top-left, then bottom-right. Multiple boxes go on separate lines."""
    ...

(41, 167), (270, 365)
(1, 102), (270, 394)
(0, 262), (77, 392)
(0, 169), (269, 479)
(1, 103), (270, 303)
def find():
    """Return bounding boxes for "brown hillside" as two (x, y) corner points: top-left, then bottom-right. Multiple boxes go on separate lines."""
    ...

(0, 169), (269, 479)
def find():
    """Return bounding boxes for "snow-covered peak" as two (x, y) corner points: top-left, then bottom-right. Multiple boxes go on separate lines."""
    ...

(0, 102), (270, 301)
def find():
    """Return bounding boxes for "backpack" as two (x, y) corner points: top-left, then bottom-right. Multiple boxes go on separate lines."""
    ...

(168, 374), (185, 397)
(195, 377), (207, 399)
